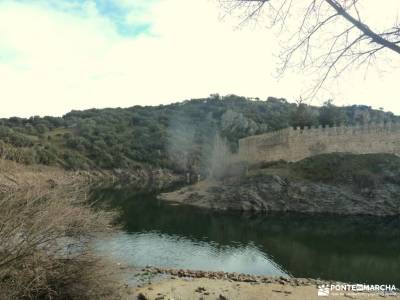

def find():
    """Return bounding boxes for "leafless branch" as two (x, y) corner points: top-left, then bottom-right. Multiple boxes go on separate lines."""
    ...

(221, 0), (400, 98)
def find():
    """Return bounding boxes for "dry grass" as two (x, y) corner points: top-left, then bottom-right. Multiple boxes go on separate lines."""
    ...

(0, 159), (94, 193)
(0, 159), (119, 299)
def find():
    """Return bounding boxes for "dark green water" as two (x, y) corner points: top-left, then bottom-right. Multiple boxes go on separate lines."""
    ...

(93, 187), (400, 285)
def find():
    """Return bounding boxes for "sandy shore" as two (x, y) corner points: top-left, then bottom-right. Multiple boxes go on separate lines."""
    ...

(120, 267), (400, 300)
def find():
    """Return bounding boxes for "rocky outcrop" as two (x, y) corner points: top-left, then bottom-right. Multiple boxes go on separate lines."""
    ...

(159, 174), (400, 216)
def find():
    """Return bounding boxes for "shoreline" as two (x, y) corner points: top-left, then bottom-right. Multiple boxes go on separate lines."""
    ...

(122, 267), (400, 300)
(0, 158), (183, 194)
(140, 267), (325, 286)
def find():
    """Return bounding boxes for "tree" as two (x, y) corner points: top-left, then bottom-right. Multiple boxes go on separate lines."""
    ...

(222, 0), (400, 97)
(319, 100), (347, 126)
(290, 99), (318, 128)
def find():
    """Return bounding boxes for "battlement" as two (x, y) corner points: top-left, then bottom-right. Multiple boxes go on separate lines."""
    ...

(238, 122), (400, 163)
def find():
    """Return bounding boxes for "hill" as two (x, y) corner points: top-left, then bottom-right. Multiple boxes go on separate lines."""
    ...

(0, 95), (398, 172)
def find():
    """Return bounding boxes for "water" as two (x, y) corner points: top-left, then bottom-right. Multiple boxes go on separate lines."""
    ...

(93, 187), (400, 285)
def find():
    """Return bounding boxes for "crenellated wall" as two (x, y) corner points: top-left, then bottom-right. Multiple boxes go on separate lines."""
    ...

(237, 122), (400, 163)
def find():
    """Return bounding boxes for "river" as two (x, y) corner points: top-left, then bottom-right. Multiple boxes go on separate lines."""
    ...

(92, 186), (400, 286)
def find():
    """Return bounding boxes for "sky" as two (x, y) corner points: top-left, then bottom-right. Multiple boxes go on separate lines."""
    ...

(0, 0), (399, 118)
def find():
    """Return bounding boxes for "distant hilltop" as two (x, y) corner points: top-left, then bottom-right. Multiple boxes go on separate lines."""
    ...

(238, 122), (400, 163)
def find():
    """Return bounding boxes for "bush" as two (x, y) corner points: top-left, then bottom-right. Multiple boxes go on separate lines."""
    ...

(352, 170), (377, 189)
(0, 181), (118, 299)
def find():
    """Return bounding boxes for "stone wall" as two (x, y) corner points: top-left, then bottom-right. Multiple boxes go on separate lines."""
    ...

(237, 123), (400, 163)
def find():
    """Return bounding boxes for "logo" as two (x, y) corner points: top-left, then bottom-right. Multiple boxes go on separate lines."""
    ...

(318, 285), (330, 297)
(317, 283), (398, 297)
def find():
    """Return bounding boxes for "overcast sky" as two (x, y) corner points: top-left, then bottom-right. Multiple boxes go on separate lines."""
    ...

(0, 0), (399, 118)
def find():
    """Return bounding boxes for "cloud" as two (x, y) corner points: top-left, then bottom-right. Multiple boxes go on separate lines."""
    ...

(0, 0), (399, 118)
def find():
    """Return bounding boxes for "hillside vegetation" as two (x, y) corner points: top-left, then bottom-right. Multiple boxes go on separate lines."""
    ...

(291, 153), (400, 187)
(0, 95), (398, 172)
(252, 153), (400, 188)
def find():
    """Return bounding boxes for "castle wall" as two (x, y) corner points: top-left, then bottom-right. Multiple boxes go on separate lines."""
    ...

(237, 123), (400, 163)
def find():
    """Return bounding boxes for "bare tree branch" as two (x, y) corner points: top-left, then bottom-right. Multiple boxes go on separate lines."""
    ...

(221, 0), (400, 98)
(325, 0), (400, 54)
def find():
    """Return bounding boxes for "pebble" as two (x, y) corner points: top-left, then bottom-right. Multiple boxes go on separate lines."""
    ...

(140, 266), (337, 287)
(137, 293), (147, 300)
(195, 287), (206, 293)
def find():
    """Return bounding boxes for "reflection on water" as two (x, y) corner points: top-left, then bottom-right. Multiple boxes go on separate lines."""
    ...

(95, 232), (287, 276)
(93, 187), (400, 285)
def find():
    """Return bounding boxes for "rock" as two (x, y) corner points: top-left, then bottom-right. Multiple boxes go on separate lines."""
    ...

(195, 287), (206, 293)
(137, 293), (147, 300)
(159, 172), (400, 216)
(219, 294), (228, 300)
(279, 276), (289, 282)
